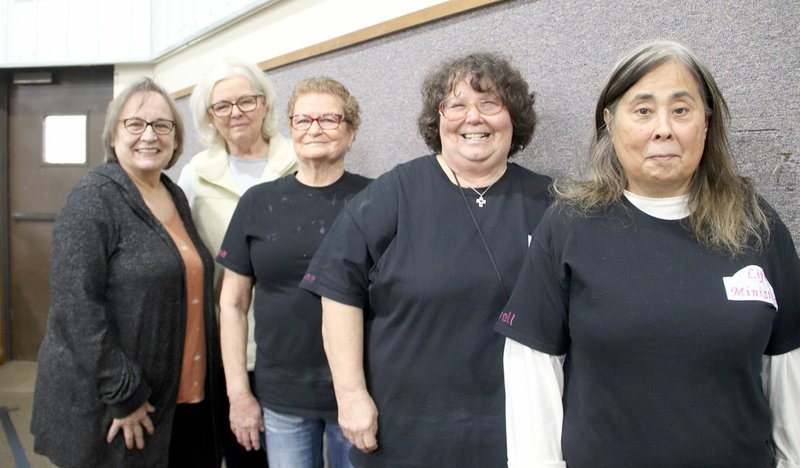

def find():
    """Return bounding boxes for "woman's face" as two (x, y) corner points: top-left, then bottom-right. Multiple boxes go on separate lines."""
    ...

(208, 75), (267, 151)
(605, 60), (708, 198)
(112, 91), (176, 179)
(290, 92), (354, 164)
(439, 79), (513, 171)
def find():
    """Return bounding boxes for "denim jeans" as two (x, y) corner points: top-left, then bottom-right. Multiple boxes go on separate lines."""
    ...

(262, 407), (353, 468)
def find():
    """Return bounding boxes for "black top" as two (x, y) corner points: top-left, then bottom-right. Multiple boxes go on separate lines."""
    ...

(301, 155), (552, 467)
(218, 172), (370, 419)
(496, 199), (800, 468)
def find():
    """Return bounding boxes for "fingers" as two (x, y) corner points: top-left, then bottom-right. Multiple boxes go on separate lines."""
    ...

(233, 427), (261, 451)
(123, 424), (135, 449)
(133, 424), (145, 449)
(229, 400), (264, 451)
(248, 428), (261, 451)
(106, 420), (121, 444)
(142, 415), (155, 435)
(361, 430), (378, 453)
(232, 425), (255, 451)
(106, 401), (156, 449)
(346, 427), (378, 453)
(338, 391), (379, 453)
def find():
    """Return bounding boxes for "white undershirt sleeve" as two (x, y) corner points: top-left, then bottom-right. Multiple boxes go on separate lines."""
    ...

(504, 338), (566, 468)
(763, 348), (800, 468)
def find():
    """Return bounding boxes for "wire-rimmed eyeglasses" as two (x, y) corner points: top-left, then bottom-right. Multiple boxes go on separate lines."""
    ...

(119, 118), (176, 135)
(438, 98), (504, 121)
(208, 94), (264, 117)
(290, 113), (346, 131)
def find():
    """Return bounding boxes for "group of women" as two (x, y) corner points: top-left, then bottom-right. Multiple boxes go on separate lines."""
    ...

(30, 39), (798, 468)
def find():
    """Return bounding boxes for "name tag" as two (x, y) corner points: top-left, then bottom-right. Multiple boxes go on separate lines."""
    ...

(722, 265), (778, 310)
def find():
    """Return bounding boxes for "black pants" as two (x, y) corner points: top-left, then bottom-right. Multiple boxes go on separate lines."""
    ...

(169, 399), (219, 468)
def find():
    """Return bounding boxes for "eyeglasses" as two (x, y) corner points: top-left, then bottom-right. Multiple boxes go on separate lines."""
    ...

(208, 94), (264, 117)
(120, 118), (176, 135)
(290, 114), (346, 131)
(438, 98), (504, 121)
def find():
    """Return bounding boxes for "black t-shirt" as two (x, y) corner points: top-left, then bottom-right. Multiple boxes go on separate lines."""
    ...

(218, 172), (370, 419)
(301, 155), (552, 467)
(496, 199), (800, 468)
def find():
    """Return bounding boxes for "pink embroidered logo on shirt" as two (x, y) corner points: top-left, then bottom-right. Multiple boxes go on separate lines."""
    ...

(303, 273), (316, 283)
(499, 311), (516, 326)
(722, 265), (778, 310)
(218, 249), (227, 259)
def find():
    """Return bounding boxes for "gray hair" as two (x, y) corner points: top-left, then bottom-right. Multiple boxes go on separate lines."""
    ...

(190, 61), (279, 151)
(556, 40), (768, 254)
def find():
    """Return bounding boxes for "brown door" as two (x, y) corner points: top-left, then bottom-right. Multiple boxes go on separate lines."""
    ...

(2, 67), (112, 360)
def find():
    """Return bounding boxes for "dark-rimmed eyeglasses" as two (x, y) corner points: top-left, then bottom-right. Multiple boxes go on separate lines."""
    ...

(438, 98), (504, 121)
(119, 118), (176, 135)
(289, 114), (346, 131)
(208, 94), (264, 117)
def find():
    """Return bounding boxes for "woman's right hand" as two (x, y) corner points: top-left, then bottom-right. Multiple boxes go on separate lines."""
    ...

(106, 401), (156, 449)
(338, 389), (379, 453)
(229, 391), (265, 451)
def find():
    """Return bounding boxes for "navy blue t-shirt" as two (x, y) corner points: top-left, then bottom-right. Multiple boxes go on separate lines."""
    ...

(218, 172), (370, 419)
(496, 199), (800, 468)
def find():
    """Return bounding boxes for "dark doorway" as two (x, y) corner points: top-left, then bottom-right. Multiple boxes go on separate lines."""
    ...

(1, 66), (113, 361)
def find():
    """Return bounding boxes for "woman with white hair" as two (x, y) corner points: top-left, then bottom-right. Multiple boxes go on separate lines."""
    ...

(178, 60), (297, 467)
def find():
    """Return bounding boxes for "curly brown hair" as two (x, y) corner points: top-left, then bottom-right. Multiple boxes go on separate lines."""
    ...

(416, 52), (536, 158)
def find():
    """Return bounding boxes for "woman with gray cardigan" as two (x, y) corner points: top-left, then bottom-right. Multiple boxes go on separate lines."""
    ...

(31, 77), (223, 467)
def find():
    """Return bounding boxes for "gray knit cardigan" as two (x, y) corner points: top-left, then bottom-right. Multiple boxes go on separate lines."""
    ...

(31, 162), (223, 467)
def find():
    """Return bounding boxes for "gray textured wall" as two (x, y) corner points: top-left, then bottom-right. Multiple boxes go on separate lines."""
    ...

(170, 0), (799, 247)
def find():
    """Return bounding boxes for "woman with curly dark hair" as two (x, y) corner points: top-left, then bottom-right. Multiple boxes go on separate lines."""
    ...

(299, 52), (552, 467)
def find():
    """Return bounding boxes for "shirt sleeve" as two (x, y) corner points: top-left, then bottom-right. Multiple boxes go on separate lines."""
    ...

(300, 172), (399, 308)
(504, 338), (566, 468)
(763, 349), (800, 467)
(764, 211), (800, 355)
(495, 208), (570, 355)
(217, 189), (255, 276)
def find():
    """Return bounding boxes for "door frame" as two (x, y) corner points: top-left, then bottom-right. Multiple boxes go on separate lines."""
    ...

(1, 70), (10, 364)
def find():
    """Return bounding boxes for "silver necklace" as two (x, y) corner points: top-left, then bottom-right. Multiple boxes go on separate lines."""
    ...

(465, 182), (494, 208)
(439, 155), (505, 208)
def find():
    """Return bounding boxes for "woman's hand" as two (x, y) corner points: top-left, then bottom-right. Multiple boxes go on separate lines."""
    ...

(106, 401), (156, 449)
(229, 391), (264, 451)
(338, 389), (379, 453)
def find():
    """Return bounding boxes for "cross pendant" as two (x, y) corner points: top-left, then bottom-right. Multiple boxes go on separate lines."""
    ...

(476, 196), (487, 208)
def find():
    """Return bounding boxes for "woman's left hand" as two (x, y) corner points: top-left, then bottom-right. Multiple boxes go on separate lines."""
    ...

(106, 401), (156, 449)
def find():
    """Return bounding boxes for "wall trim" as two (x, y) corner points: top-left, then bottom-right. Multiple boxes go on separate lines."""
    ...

(0, 71), (9, 364)
(171, 0), (506, 99)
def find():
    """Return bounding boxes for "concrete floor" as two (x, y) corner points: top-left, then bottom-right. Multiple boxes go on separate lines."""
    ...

(0, 361), (55, 468)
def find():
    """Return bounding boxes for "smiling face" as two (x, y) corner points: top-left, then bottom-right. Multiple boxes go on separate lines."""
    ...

(290, 92), (354, 164)
(112, 91), (176, 179)
(209, 75), (267, 153)
(439, 79), (513, 173)
(606, 60), (709, 198)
